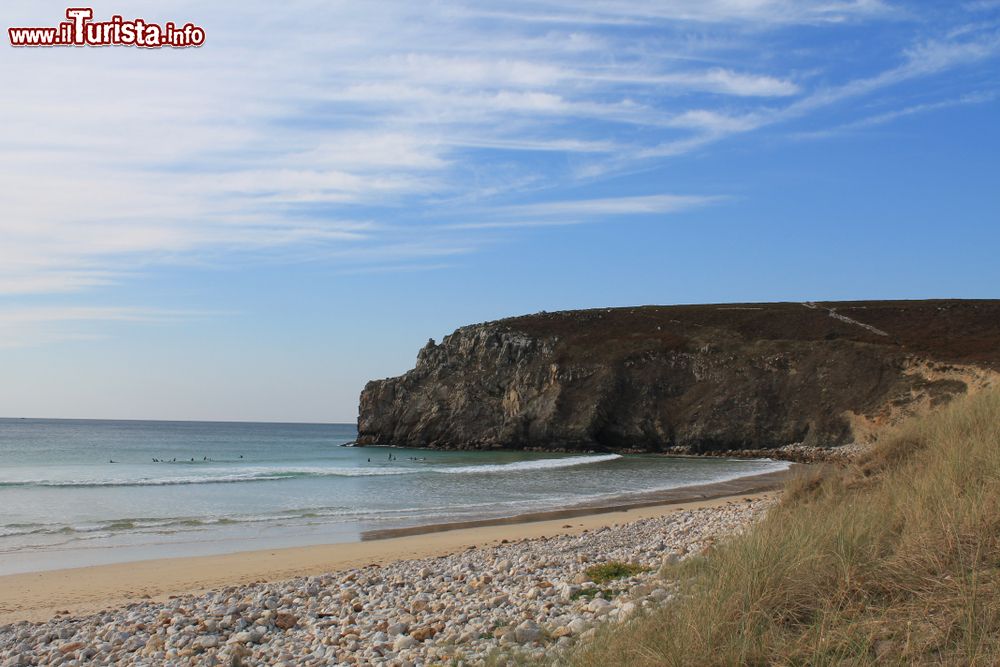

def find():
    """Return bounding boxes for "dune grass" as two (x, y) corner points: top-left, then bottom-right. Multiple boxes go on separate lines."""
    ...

(567, 387), (1000, 666)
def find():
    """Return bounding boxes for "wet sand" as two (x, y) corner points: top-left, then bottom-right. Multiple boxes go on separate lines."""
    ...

(362, 465), (794, 539)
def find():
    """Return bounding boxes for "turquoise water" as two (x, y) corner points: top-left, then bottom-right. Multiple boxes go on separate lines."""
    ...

(0, 419), (787, 573)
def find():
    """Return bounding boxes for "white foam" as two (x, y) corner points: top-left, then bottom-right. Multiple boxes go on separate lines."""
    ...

(0, 454), (624, 487)
(0, 466), (419, 488)
(434, 453), (622, 474)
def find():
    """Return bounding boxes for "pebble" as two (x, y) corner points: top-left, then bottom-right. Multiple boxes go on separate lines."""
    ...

(515, 620), (542, 643)
(588, 598), (613, 615)
(0, 499), (772, 666)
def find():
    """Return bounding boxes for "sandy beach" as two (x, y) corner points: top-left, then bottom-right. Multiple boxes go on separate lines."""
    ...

(0, 466), (793, 666)
(0, 493), (776, 628)
(1, 494), (780, 665)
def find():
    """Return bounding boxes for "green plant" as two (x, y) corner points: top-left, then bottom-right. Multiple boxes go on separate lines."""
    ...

(583, 561), (650, 584)
(569, 586), (615, 601)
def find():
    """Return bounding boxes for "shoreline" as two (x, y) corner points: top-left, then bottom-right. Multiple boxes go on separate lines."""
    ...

(351, 439), (849, 464)
(0, 466), (796, 627)
(362, 465), (795, 540)
(0, 495), (779, 665)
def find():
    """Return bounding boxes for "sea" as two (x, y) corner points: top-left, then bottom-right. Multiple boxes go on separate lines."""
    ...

(0, 419), (788, 574)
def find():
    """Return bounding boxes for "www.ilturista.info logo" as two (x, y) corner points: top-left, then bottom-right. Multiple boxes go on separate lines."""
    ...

(8, 8), (205, 48)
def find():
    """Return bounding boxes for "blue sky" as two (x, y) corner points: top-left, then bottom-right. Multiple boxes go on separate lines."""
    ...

(1, 1), (998, 422)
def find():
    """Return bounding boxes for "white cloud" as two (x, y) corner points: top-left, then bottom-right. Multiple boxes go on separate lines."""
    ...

(638, 26), (1000, 157)
(665, 109), (764, 133)
(447, 194), (723, 228)
(0, 307), (196, 348)
(335, 263), (458, 276)
(0, 0), (995, 302)
(795, 91), (998, 139)
(965, 1), (1000, 11)
(502, 194), (724, 216)
(688, 68), (800, 96)
(457, 0), (895, 26)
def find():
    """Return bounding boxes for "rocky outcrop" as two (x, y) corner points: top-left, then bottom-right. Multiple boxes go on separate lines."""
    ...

(357, 300), (1000, 452)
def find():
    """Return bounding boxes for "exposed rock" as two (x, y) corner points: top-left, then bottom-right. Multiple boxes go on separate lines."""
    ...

(649, 588), (670, 602)
(558, 583), (581, 601)
(588, 598), (613, 615)
(515, 620), (543, 643)
(359, 301), (1000, 452)
(274, 613), (298, 630)
(618, 601), (639, 620)
(227, 631), (252, 645)
(409, 625), (435, 642)
(386, 622), (408, 637)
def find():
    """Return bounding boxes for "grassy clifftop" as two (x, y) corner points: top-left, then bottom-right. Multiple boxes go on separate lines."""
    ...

(567, 386), (1000, 665)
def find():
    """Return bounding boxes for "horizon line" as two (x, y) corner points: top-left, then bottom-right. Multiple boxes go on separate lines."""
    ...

(0, 416), (357, 427)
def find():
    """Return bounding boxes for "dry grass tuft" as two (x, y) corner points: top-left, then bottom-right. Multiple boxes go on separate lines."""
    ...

(566, 388), (1000, 666)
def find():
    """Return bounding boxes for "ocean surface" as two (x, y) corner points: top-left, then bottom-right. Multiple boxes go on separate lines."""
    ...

(0, 419), (788, 574)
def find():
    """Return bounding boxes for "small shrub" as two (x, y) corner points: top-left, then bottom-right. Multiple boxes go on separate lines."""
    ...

(570, 586), (615, 600)
(584, 561), (650, 583)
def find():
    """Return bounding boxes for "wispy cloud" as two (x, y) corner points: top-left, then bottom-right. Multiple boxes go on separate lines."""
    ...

(1, 0), (997, 304)
(0, 307), (198, 348)
(795, 91), (999, 139)
(966, 1), (1000, 11)
(445, 194), (724, 229)
(335, 263), (458, 276)
(505, 194), (723, 216)
(456, 1), (896, 26)
(638, 25), (1000, 158)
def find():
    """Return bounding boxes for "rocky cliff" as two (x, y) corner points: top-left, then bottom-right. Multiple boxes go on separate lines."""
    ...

(357, 300), (1000, 452)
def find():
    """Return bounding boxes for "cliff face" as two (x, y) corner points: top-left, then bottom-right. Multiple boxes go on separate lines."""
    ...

(357, 301), (1000, 452)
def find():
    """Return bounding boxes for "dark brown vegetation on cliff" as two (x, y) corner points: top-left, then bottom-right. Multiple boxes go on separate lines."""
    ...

(505, 300), (1000, 367)
(357, 300), (1000, 452)
(567, 386), (1000, 666)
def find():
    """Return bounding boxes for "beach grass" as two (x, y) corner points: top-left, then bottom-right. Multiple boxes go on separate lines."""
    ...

(567, 387), (1000, 666)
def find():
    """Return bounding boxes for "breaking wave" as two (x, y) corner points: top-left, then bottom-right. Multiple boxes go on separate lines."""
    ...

(0, 454), (623, 489)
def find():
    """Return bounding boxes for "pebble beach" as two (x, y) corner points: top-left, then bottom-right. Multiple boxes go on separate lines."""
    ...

(0, 496), (774, 666)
